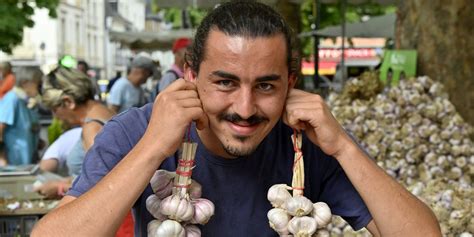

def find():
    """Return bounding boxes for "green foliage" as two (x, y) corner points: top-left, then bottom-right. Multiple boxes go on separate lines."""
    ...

(163, 7), (207, 29)
(300, 0), (396, 57)
(0, 0), (59, 54)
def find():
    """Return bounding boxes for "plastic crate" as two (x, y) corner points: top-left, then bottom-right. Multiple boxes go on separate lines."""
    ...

(0, 215), (38, 237)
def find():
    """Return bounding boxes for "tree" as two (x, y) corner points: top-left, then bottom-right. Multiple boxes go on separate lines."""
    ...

(0, 0), (59, 54)
(398, 0), (474, 125)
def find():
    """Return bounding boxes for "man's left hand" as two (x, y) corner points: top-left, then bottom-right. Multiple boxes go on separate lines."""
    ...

(282, 89), (352, 157)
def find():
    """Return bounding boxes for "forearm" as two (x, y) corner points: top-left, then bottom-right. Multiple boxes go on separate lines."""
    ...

(335, 139), (440, 236)
(32, 136), (166, 236)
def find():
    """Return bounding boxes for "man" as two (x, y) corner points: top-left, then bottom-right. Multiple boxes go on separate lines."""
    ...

(0, 67), (42, 165)
(107, 56), (154, 113)
(0, 61), (16, 99)
(32, 2), (440, 236)
(155, 37), (191, 94)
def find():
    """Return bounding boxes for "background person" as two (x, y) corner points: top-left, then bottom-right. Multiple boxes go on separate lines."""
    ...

(154, 37), (191, 94)
(0, 67), (42, 165)
(107, 56), (155, 113)
(0, 61), (16, 99)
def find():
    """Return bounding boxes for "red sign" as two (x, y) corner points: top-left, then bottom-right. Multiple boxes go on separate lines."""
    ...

(319, 48), (378, 60)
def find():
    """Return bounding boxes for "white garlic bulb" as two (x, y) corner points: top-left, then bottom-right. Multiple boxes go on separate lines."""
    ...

(184, 224), (201, 237)
(150, 170), (175, 199)
(190, 198), (215, 225)
(287, 216), (317, 236)
(147, 219), (162, 237)
(267, 184), (292, 208)
(146, 194), (167, 220)
(311, 202), (332, 228)
(267, 208), (290, 235)
(160, 194), (194, 222)
(156, 220), (185, 237)
(284, 196), (313, 217)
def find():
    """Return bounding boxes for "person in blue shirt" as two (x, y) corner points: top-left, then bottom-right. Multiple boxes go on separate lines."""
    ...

(33, 2), (440, 237)
(107, 56), (155, 113)
(0, 67), (42, 165)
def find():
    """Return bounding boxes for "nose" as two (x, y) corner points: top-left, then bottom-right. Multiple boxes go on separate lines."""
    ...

(232, 87), (257, 120)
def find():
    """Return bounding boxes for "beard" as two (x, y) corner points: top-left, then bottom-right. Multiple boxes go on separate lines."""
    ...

(217, 112), (269, 157)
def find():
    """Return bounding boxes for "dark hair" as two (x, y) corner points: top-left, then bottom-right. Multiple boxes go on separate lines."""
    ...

(77, 60), (89, 71)
(186, 1), (297, 75)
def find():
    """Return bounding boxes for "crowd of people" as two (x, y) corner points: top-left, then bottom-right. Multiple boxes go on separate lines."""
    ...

(0, 40), (188, 236)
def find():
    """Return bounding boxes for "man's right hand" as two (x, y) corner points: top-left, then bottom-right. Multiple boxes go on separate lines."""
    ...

(145, 79), (208, 157)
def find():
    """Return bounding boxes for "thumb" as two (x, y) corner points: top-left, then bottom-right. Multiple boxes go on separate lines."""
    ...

(196, 111), (209, 130)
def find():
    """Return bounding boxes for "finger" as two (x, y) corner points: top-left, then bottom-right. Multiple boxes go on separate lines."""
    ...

(168, 90), (200, 100)
(178, 98), (202, 108)
(196, 110), (209, 130)
(164, 78), (197, 92)
(282, 109), (306, 131)
(286, 108), (320, 130)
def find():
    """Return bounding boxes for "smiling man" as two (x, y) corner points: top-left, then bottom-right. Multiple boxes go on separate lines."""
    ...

(32, 2), (440, 237)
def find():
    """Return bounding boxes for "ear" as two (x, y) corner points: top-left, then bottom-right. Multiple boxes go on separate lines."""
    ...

(288, 73), (298, 89)
(62, 95), (76, 110)
(184, 63), (198, 83)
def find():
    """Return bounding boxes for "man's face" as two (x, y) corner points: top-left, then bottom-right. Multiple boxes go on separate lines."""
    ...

(192, 30), (293, 158)
(135, 68), (151, 84)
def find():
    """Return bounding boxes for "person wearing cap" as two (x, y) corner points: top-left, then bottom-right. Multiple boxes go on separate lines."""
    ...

(107, 56), (155, 113)
(155, 37), (191, 95)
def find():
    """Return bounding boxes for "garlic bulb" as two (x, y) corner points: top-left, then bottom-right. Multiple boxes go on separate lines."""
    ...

(147, 219), (162, 237)
(314, 229), (330, 237)
(160, 194), (194, 222)
(150, 170), (175, 199)
(189, 180), (202, 199)
(146, 194), (166, 220)
(284, 196), (313, 217)
(311, 202), (332, 228)
(190, 198), (215, 225)
(287, 216), (317, 236)
(184, 224), (201, 237)
(156, 220), (185, 237)
(267, 184), (292, 208)
(267, 208), (290, 235)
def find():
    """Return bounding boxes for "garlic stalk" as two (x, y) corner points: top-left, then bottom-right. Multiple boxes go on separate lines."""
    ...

(291, 133), (304, 197)
(160, 194), (194, 222)
(287, 216), (317, 237)
(146, 194), (166, 220)
(156, 219), (186, 237)
(267, 208), (291, 235)
(284, 196), (313, 217)
(173, 142), (198, 198)
(184, 224), (201, 237)
(190, 198), (215, 224)
(311, 202), (332, 228)
(267, 184), (292, 208)
(147, 219), (162, 237)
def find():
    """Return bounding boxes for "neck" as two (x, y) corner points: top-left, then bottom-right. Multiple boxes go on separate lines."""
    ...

(77, 100), (97, 124)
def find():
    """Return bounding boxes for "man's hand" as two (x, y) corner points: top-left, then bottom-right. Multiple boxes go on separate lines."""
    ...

(283, 89), (351, 157)
(145, 79), (208, 157)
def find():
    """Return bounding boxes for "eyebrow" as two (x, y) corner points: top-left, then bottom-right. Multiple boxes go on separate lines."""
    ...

(210, 70), (281, 82)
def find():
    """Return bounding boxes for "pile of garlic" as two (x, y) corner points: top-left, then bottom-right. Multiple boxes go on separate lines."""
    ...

(267, 133), (333, 237)
(146, 142), (215, 237)
(325, 73), (473, 236)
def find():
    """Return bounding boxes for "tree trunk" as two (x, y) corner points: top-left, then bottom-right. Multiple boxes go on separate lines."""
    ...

(397, 0), (474, 125)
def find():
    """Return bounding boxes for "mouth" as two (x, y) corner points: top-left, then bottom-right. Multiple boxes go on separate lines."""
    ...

(226, 120), (261, 136)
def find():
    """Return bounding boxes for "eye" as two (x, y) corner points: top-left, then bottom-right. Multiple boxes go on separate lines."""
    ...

(216, 80), (236, 90)
(257, 83), (274, 92)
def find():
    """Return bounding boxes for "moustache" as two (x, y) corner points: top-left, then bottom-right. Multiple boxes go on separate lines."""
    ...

(218, 113), (268, 125)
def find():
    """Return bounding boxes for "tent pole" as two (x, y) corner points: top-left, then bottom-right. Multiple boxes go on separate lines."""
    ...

(341, 0), (346, 87)
(313, 0), (321, 88)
